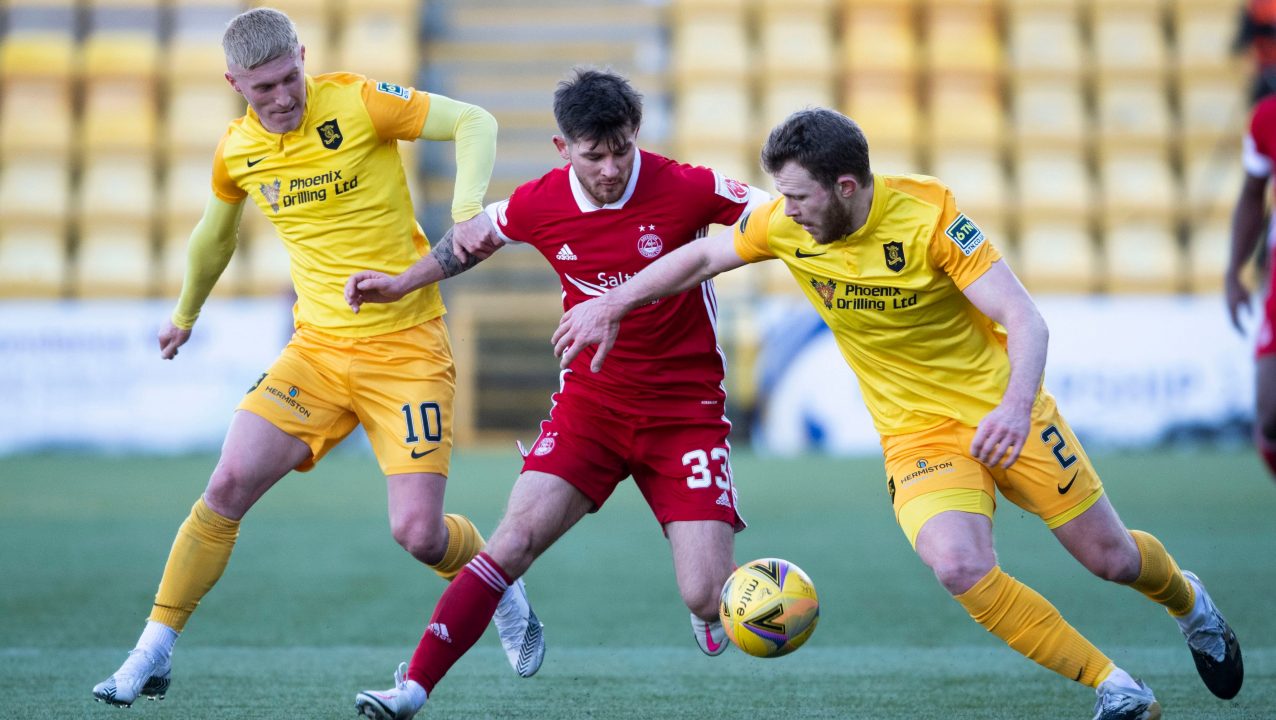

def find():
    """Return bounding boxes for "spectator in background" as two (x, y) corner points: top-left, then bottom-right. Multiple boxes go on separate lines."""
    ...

(1235, 0), (1276, 102)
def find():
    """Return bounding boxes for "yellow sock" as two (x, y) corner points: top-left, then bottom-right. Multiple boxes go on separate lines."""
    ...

(955, 566), (1114, 688)
(1128, 530), (1195, 617)
(430, 513), (485, 581)
(148, 497), (240, 632)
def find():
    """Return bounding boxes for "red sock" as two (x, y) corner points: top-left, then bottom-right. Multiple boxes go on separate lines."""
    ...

(1257, 432), (1276, 478)
(407, 552), (511, 692)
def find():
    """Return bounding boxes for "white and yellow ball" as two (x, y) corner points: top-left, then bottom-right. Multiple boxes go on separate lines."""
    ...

(719, 558), (819, 658)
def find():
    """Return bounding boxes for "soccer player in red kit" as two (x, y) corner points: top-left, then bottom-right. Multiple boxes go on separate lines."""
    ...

(1228, 93), (1276, 478)
(343, 68), (771, 719)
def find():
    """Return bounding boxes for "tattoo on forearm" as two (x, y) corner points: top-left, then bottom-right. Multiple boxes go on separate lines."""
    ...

(431, 227), (482, 278)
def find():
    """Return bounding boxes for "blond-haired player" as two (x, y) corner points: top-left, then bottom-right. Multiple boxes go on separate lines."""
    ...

(92, 8), (543, 707)
(556, 108), (1243, 720)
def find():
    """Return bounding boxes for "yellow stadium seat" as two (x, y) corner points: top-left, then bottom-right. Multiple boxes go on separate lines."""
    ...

(925, 74), (1005, 150)
(1089, 4), (1169, 77)
(335, 7), (417, 81)
(1014, 148), (1092, 217)
(1177, 76), (1249, 148)
(168, 2), (243, 82)
(674, 80), (753, 149)
(1099, 216), (1183, 293)
(1011, 76), (1087, 149)
(868, 145), (921, 177)
(928, 149), (1010, 225)
(1181, 141), (1244, 221)
(162, 154), (218, 227)
(164, 83), (240, 157)
(1173, 1), (1245, 79)
(1016, 217), (1099, 293)
(0, 32), (77, 79)
(1005, 4), (1085, 78)
(72, 220), (156, 298)
(0, 223), (67, 298)
(670, 0), (750, 86)
(757, 4), (835, 81)
(0, 156), (72, 227)
(77, 153), (157, 224)
(1185, 209), (1232, 293)
(924, 3), (1002, 75)
(1094, 79), (1173, 149)
(840, 1), (917, 74)
(1098, 149), (1178, 218)
(844, 74), (920, 151)
(80, 81), (159, 155)
(759, 79), (836, 135)
(0, 81), (75, 158)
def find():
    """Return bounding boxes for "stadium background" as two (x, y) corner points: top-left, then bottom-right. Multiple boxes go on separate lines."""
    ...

(0, 1), (1273, 719)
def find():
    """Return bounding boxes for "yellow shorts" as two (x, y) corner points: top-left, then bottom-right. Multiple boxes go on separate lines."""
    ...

(881, 392), (1104, 547)
(237, 316), (455, 476)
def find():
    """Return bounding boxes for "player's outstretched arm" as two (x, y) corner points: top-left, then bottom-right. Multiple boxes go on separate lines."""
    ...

(346, 215), (500, 313)
(1227, 173), (1268, 333)
(418, 94), (498, 263)
(962, 260), (1048, 469)
(162, 194), (244, 359)
(553, 229), (747, 371)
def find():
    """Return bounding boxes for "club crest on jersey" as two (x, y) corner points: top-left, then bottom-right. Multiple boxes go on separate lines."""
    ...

(944, 214), (985, 256)
(533, 434), (556, 456)
(810, 278), (837, 309)
(883, 241), (905, 272)
(317, 119), (343, 149)
(637, 225), (663, 258)
(260, 177), (282, 213)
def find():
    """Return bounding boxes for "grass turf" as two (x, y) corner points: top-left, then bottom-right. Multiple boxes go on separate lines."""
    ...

(0, 448), (1272, 719)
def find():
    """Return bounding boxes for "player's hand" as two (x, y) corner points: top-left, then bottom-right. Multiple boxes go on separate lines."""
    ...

(345, 270), (404, 313)
(552, 297), (621, 372)
(158, 320), (192, 360)
(1225, 272), (1251, 334)
(970, 401), (1031, 469)
(450, 213), (501, 264)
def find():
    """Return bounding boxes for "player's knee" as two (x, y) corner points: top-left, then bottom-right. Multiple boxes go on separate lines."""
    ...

(928, 553), (995, 596)
(390, 514), (447, 565)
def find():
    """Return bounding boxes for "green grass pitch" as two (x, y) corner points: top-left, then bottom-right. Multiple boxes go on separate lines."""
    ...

(1, 448), (1272, 719)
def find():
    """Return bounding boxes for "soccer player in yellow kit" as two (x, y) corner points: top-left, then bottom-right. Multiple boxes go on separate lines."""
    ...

(555, 109), (1244, 719)
(92, 8), (542, 708)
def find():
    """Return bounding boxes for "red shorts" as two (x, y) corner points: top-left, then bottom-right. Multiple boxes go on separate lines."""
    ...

(521, 388), (745, 531)
(1260, 257), (1276, 357)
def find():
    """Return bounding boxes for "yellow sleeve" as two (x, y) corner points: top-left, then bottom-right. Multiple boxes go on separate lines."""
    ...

(360, 78), (431, 141)
(171, 195), (246, 329)
(926, 189), (1002, 290)
(732, 196), (784, 263)
(417, 93), (498, 222)
(210, 132), (247, 203)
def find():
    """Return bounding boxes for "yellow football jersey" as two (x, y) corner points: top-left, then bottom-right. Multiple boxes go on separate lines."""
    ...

(212, 73), (443, 337)
(734, 174), (1012, 436)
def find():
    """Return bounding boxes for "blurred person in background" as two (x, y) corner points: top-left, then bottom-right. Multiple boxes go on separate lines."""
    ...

(343, 68), (771, 720)
(91, 7), (542, 709)
(557, 108), (1245, 720)
(1227, 93), (1276, 479)
(1235, 0), (1276, 102)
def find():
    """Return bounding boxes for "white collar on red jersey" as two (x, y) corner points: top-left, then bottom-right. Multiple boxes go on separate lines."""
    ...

(567, 149), (643, 212)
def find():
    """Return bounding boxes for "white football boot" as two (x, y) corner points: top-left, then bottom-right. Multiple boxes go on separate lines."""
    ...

(492, 578), (545, 677)
(1179, 570), (1244, 699)
(1092, 677), (1161, 720)
(355, 662), (426, 720)
(92, 648), (171, 707)
(691, 613), (728, 656)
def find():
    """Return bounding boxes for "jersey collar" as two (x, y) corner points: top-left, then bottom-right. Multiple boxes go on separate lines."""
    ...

(568, 149), (643, 213)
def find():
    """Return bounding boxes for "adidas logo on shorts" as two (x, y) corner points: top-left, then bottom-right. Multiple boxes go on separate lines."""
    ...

(715, 490), (732, 508)
(556, 244), (578, 261)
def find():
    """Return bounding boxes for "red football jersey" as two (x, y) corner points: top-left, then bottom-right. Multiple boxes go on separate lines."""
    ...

(485, 150), (756, 418)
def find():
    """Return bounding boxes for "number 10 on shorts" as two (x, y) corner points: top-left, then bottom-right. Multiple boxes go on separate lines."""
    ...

(683, 448), (731, 489)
